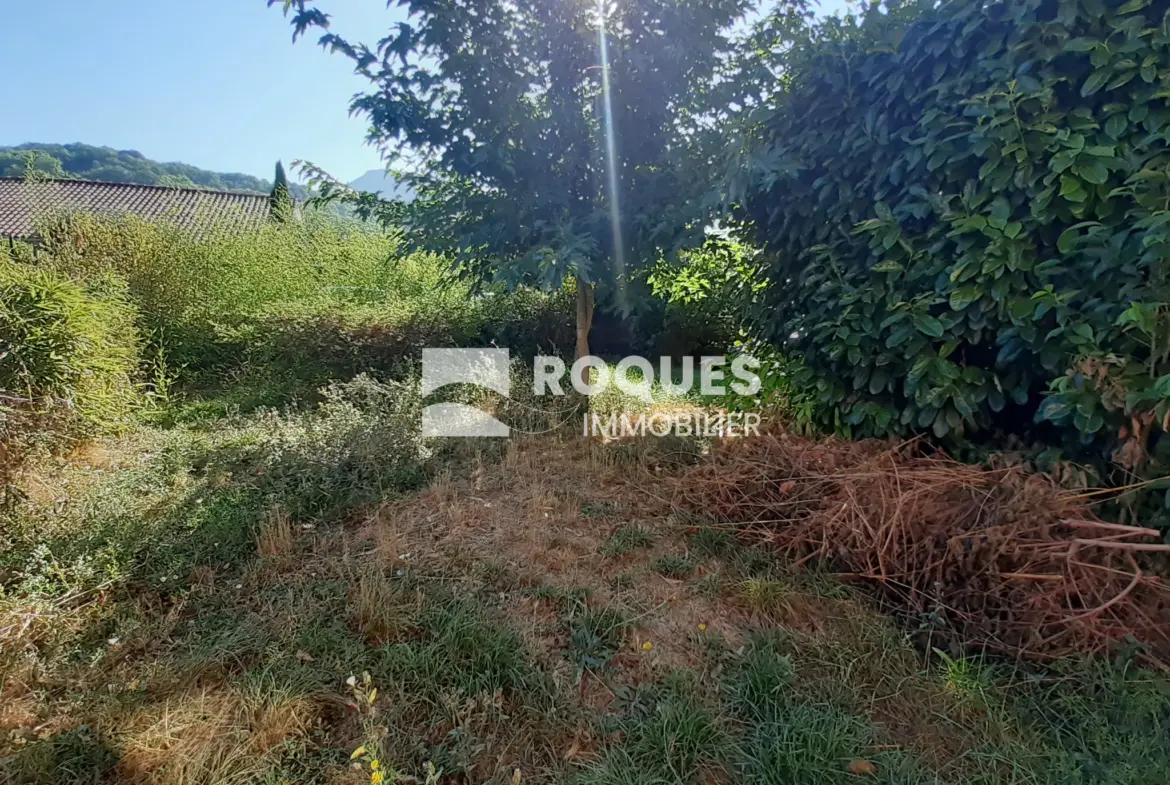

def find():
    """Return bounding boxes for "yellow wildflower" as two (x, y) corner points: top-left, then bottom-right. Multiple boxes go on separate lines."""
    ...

(698, 623), (708, 632)
(371, 772), (384, 784)
(641, 641), (652, 651)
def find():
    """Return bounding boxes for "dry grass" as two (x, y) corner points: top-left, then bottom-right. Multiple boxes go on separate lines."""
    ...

(256, 506), (294, 562)
(347, 566), (417, 644)
(117, 687), (313, 784)
(6, 426), (1168, 784)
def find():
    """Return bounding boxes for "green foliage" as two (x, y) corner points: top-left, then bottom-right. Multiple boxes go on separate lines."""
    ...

(270, 160), (293, 221)
(40, 210), (402, 336)
(562, 604), (630, 676)
(580, 678), (728, 785)
(1016, 656), (1170, 782)
(643, 237), (761, 356)
(230, 374), (427, 522)
(0, 142), (307, 197)
(3, 239), (38, 265)
(733, 0), (1170, 477)
(277, 0), (750, 319)
(38, 211), (573, 394)
(0, 260), (142, 467)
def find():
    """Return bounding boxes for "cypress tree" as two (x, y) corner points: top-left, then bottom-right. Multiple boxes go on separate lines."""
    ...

(270, 160), (292, 221)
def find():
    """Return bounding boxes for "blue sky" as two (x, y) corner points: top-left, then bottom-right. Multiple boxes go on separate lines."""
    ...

(0, 0), (850, 184)
(1, 0), (405, 183)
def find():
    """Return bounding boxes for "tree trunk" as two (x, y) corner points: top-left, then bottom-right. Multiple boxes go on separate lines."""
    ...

(575, 280), (595, 387)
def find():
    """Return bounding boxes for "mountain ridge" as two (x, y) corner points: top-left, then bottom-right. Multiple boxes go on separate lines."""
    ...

(348, 168), (413, 201)
(0, 142), (308, 199)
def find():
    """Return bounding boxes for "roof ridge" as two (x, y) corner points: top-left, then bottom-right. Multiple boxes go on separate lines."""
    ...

(0, 177), (271, 199)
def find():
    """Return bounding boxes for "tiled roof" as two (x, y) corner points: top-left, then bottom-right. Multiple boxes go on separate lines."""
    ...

(0, 178), (272, 240)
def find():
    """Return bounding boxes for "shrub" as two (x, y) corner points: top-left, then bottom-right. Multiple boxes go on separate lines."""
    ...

(736, 0), (1170, 483)
(0, 261), (141, 479)
(38, 211), (575, 390)
(40, 210), (409, 367)
(233, 374), (427, 521)
(646, 238), (759, 357)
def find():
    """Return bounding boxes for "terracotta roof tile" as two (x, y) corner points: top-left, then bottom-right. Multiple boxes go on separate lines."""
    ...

(0, 178), (272, 241)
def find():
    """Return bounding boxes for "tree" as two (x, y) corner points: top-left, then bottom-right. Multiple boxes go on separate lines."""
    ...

(157, 174), (199, 189)
(270, 160), (293, 221)
(274, 0), (754, 365)
(14, 150), (66, 181)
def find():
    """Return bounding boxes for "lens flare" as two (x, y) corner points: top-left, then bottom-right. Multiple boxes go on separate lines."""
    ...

(597, 0), (626, 310)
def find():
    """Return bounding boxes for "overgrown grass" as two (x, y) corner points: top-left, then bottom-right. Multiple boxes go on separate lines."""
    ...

(0, 375), (431, 600)
(600, 525), (654, 558)
(4, 410), (1170, 784)
(3, 212), (1169, 785)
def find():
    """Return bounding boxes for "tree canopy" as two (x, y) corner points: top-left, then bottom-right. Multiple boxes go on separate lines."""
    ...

(277, 0), (756, 355)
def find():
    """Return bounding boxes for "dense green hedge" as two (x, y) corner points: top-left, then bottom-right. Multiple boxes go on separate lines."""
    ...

(737, 0), (1170, 479)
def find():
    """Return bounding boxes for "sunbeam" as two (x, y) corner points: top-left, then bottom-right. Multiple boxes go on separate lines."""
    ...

(597, 0), (627, 312)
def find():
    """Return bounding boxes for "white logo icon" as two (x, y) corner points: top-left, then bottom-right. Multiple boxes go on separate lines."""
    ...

(421, 348), (510, 438)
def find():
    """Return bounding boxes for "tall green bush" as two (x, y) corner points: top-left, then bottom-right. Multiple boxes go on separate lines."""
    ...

(0, 261), (142, 454)
(36, 210), (576, 398)
(41, 210), (405, 348)
(735, 0), (1170, 479)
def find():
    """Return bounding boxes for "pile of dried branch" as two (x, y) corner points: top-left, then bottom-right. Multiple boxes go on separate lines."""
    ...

(671, 431), (1170, 663)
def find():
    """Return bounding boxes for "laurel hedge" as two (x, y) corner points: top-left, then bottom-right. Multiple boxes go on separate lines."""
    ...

(736, 0), (1170, 480)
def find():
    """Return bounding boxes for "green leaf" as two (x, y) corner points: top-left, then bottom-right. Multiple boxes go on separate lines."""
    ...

(1154, 374), (1170, 398)
(913, 314), (946, 338)
(908, 356), (933, 384)
(1117, 0), (1149, 14)
(1004, 221), (1023, 239)
(1074, 160), (1108, 185)
(872, 260), (904, 273)
(1059, 175), (1087, 202)
(1081, 69), (1110, 97)
(932, 413), (950, 438)
(1050, 150), (1077, 173)
(1107, 71), (1136, 91)
(1104, 114), (1127, 138)
(1038, 399), (1072, 422)
(949, 287), (981, 310)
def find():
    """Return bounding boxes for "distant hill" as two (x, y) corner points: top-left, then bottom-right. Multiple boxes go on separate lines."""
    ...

(0, 143), (308, 199)
(348, 169), (413, 202)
